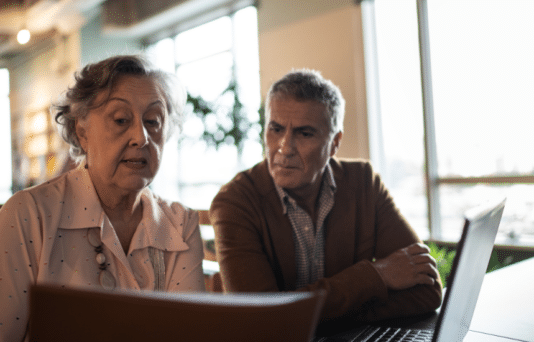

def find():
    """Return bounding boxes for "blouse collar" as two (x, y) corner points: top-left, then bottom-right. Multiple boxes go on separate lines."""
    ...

(58, 167), (188, 253)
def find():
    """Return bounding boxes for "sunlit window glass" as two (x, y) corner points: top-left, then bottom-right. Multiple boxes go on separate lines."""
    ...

(428, 0), (534, 178)
(148, 7), (261, 210)
(373, 0), (428, 238)
(372, 0), (534, 246)
(0, 69), (12, 202)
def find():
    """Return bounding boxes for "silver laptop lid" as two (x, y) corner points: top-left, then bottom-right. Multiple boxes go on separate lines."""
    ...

(433, 199), (505, 342)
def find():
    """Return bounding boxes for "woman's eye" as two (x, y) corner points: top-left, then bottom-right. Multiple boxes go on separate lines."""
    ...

(145, 118), (161, 128)
(115, 118), (128, 125)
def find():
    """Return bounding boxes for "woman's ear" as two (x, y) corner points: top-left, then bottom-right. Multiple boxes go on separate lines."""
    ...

(75, 119), (88, 153)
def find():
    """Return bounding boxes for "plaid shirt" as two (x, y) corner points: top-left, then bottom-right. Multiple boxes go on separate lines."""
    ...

(275, 164), (336, 289)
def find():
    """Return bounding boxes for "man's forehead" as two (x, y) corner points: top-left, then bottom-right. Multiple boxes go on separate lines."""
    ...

(268, 97), (328, 126)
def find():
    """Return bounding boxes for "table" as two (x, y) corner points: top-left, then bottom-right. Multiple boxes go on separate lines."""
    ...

(465, 256), (534, 342)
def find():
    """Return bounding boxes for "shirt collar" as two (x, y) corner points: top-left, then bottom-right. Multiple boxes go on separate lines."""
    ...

(128, 189), (189, 252)
(275, 163), (337, 214)
(58, 166), (105, 229)
(58, 167), (188, 252)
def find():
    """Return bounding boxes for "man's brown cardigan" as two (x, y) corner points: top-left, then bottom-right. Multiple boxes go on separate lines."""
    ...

(210, 158), (442, 322)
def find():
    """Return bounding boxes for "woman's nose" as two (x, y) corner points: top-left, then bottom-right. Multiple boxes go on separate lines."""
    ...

(130, 120), (149, 147)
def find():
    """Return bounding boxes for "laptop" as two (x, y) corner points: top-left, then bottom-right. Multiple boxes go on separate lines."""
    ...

(320, 198), (506, 342)
(29, 284), (326, 342)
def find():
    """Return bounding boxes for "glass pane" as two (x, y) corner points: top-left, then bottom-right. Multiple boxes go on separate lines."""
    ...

(373, 0), (428, 239)
(151, 7), (262, 209)
(428, 0), (534, 177)
(177, 51), (233, 101)
(0, 69), (8, 96)
(145, 38), (175, 73)
(234, 6), (261, 112)
(175, 16), (232, 65)
(0, 69), (12, 202)
(439, 184), (534, 246)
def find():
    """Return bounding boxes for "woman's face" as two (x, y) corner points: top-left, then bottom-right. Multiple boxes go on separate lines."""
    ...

(76, 75), (168, 197)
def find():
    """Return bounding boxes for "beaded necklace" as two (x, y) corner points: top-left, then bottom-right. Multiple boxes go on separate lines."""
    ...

(87, 228), (165, 291)
(87, 228), (116, 290)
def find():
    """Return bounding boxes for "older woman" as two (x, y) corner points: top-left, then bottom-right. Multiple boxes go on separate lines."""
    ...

(0, 55), (205, 341)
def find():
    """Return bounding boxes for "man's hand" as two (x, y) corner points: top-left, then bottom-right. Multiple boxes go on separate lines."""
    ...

(373, 243), (439, 290)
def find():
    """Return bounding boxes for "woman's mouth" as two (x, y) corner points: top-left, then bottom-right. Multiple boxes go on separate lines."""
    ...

(121, 158), (147, 169)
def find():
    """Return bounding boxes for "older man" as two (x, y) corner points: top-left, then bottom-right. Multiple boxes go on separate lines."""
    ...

(210, 70), (442, 324)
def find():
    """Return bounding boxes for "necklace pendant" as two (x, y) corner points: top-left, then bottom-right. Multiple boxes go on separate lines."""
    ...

(99, 270), (116, 290)
(87, 228), (101, 247)
(96, 253), (106, 265)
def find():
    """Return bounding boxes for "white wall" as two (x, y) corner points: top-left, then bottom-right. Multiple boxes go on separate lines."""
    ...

(257, 2), (370, 159)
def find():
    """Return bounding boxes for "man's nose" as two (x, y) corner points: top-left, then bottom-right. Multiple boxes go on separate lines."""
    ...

(278, 131), (296, 156)
(130, 119), (149, 148)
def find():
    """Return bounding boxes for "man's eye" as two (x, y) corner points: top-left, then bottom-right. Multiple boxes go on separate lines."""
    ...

(270, 126), (282, 133)
(115, 118), (128, 125)
(300, 131), (313, 137)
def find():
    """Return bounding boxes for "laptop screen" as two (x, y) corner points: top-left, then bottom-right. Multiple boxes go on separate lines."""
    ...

(433, 199), (505, 342)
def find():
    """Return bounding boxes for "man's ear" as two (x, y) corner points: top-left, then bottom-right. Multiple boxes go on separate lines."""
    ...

(75, 118), (88, 153)
(330, 131), (343, 157)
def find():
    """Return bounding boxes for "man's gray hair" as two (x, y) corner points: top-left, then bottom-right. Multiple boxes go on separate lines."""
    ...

(265, 69), (345, 134)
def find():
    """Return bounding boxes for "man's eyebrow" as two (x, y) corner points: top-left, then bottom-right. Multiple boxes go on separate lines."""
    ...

(294, 126), (318, 133)
(268, 120), (283, 127)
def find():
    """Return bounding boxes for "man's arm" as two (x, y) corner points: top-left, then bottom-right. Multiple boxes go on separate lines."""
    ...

(353, 163), (442, 321)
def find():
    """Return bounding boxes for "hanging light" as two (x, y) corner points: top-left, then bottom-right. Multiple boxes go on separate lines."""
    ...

(17, 29), (31, 45)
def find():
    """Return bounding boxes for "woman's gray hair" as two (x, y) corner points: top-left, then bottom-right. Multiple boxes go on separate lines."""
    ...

(265, 69), (345, 134)
(53, 54), (186, 163)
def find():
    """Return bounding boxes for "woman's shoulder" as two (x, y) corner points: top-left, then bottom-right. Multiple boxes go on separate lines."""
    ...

(147, 192), (199, 228)
(149, 193), (191, 214)
(2, 171), (71, 212)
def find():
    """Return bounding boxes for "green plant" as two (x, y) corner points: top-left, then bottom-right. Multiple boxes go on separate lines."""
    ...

(427, 242), (514, 288)
(185, 79), (262, 155)
(427, 242), (456, 288)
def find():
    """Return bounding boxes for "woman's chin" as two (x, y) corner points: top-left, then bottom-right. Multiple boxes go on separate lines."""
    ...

(115, 176), (153, 193)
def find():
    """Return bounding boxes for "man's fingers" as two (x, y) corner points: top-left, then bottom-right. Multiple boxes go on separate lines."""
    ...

(406, 242), (430, 255)
(415, 263), (439, 280)
(415, 273), (436, 286)
(411, 254), (437, 267)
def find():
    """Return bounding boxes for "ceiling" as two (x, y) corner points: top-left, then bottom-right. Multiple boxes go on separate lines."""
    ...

(0, 0), (256, 62)
(0, 0), (105, 60)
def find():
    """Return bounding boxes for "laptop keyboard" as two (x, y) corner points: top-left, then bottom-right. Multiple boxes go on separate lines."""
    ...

(316, 325), (433, 342)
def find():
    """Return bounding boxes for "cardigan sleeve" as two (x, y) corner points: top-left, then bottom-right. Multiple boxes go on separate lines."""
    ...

(211, 176), (281, 293)
(355, 164), (443, 321)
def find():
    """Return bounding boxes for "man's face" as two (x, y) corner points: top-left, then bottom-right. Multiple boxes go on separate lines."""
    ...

(265, 96), (342, 197)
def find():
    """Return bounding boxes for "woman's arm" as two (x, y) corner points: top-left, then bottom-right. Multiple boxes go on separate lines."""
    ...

(0, 191), (42, 342)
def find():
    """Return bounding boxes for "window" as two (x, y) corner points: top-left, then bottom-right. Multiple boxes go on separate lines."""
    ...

(368, 0), (534, 246)
(146, 6), (262, 210)
(0, 69), (12, 203)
